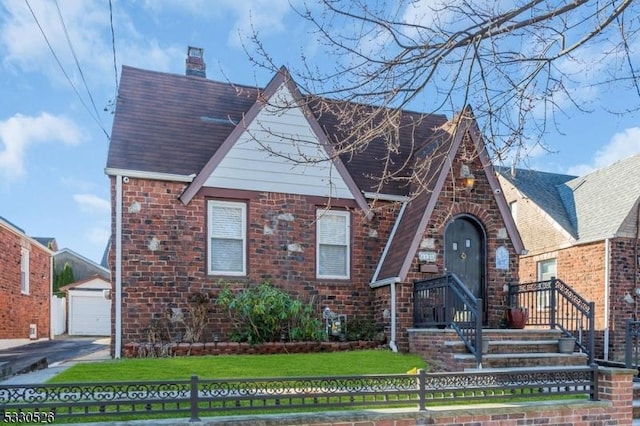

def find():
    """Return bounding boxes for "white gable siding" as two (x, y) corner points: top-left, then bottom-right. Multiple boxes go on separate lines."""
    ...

(204, 84), (354, 199)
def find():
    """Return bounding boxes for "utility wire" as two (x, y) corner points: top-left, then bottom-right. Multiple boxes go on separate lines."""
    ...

(24, 0), (110, 139)
(108, 0), (118, 94)
(54, 0), (104, 127)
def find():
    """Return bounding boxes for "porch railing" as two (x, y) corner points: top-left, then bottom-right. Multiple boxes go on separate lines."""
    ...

(413, 273), (483, 367)
(509, 278), (595, 364)
(625, 320), (640, 376)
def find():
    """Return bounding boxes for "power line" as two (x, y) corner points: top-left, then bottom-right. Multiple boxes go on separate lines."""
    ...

(54, 0), (103, 127)
(108, 0), (118, 94)
(24, 0), (110, 139)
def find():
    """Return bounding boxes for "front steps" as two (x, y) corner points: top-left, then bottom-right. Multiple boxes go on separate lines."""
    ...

(451, 330), (588, 370)
(408, 328), (588, 372)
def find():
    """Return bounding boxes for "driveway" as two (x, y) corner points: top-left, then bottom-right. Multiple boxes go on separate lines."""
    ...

(0, 336), (110, 383)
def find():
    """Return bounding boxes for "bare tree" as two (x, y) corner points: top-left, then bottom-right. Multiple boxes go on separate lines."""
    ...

(246, 0), (639, 177)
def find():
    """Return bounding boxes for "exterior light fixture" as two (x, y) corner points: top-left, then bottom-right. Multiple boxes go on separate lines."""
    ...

(459, 164), (476, 189)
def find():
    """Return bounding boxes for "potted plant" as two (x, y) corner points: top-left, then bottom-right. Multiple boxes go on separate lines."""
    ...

(558, 336), (576, 354)
(506, 306), (528, 329)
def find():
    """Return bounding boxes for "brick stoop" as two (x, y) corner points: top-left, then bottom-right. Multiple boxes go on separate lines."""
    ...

(408, 328), (589, 372)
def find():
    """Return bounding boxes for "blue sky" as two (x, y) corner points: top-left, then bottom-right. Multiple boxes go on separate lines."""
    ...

(1, 0), (639, 264)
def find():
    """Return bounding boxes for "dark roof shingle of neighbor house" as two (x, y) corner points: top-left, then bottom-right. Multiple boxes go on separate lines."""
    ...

(106, 66), (448, 197)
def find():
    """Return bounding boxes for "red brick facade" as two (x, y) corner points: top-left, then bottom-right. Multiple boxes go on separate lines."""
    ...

(110, 133), (520, 352)
(111, 178), (399, 345)
(0, 223), (51, 339)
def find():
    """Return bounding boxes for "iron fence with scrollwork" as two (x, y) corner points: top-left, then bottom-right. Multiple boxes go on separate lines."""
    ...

(0, 366), (598, 422)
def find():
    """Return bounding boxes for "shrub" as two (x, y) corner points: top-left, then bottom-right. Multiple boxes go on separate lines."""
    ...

(217, 282), (324, 344)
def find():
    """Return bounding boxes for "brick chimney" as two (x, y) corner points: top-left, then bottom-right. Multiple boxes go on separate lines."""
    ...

(186, 46), (206, 77)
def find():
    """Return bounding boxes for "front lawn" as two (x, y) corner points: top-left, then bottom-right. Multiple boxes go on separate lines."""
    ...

(50, 350), (427, 383)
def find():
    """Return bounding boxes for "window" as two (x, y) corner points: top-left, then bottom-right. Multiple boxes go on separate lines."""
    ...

(316, 210), (350, 279)
(208, 200), (246, 275)
(20, 247), (29, 294)
(536, 258), (557, 309)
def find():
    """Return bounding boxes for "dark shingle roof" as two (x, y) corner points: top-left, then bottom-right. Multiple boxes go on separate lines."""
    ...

(496, 167), (577, 237)
(107, 66), (447, 196)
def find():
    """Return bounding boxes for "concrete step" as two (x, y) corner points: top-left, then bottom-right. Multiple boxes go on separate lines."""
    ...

(634, 398), (640, 419)
(455, 352), (588, 369)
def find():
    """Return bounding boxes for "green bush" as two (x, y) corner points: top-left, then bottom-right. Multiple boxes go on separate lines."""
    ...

(217, 282), (324, 344)
(345, 317), (383, 341)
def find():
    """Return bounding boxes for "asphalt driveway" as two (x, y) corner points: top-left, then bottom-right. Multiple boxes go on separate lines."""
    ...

(0, 336), (110, 383)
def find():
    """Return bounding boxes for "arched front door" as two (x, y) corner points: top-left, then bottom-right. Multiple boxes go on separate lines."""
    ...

(444, 216), (486, 303)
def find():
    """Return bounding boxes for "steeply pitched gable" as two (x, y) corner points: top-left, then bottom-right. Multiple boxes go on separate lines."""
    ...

(372, 109), (524, 285)
(180, 67), (370, 215)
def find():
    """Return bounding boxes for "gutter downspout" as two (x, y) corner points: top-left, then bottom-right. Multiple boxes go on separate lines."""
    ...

(115, 175), (123, 359)
(604, 237), (610, 361)
(390, 281), (398, 352)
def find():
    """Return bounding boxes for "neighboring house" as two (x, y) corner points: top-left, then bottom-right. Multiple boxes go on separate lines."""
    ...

(54, 248), (111, 282)
(54, 248), (111, 337)
(0, 217), (54, 339)
(497, 154), (640, 362)
(60, 275), (111, 336)
(105, 48), (523, 357)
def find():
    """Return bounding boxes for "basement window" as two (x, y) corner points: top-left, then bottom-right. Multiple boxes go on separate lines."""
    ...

(207, 200), (246, 276)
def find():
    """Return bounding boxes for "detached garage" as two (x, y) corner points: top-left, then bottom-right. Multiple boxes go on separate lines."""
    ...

(61, 275), (111, 336)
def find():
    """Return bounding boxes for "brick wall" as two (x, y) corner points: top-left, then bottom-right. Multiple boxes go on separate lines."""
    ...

(111, 178), (397, 346)
(519, 238), (637, 361)
(0, 225), (51, 339)
(373, 136), (520, 351)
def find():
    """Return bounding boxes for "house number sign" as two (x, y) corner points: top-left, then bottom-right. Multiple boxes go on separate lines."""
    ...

(418, 251), (437, 263)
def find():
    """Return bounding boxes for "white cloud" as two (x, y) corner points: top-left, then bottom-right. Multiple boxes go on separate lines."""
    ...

(0, 1), (182, 87)
(0, 112), (82, 180)
(566, 127), (640, 175)
(73, 193), (110, 214)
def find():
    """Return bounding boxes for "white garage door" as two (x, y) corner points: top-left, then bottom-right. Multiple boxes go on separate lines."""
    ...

(69, 291), (111, 336)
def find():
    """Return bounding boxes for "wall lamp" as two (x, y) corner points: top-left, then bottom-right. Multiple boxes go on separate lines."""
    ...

(459, 164), (476, 190)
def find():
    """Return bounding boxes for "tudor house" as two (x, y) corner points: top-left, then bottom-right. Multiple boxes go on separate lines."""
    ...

(105, 48), (524, 358)
(497, 155), (640, 362)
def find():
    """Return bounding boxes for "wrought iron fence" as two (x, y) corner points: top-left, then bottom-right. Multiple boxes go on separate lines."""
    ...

(509, 278), (595, 363)
(414, 274), (483, 367)
(625, 320), (640, 378)
(0, 366), (598, 422)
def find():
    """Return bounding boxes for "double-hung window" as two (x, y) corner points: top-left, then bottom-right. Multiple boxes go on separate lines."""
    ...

(208, 200), (246, 276)
(536, 258), (557, 309)
(20, 247), (29, 294)
(316, 209), (350, 279)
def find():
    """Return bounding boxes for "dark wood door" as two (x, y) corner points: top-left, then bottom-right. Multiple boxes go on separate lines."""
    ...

(444, 217), (484, 298)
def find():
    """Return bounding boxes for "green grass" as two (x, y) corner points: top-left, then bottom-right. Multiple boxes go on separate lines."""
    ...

(49, 350), (427, 383)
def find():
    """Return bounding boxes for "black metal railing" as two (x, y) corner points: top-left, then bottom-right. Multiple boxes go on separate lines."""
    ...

(0, 367), (598, 422)
(509, 278), (595, 363)
(414, 273), (483, 367)
(625, 320), (640, 377)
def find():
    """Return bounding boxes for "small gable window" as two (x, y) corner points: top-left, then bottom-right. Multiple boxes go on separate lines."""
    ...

(316, 209), (350, 279)
(208, 200), (246, 276)
(21, 247), (29, 294)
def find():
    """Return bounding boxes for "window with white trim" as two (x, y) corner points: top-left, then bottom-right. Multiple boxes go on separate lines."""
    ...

(316, 209), (350, 279)
(20, 247), (29, 294)
(536, 258), (557, 309)
(208, 200), (246, 276)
